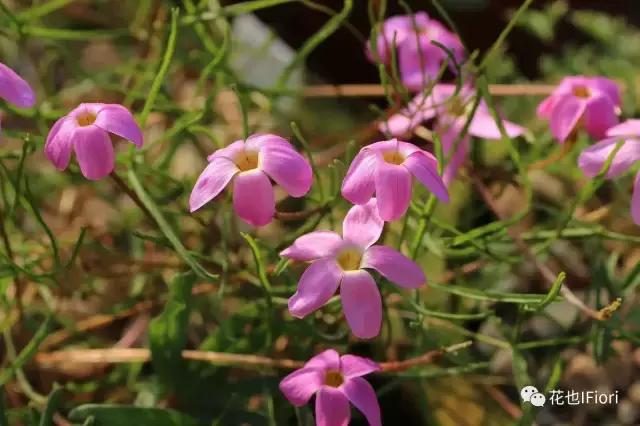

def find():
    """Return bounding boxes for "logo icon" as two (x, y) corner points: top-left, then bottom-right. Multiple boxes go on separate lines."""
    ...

(520, 385), (546, 407)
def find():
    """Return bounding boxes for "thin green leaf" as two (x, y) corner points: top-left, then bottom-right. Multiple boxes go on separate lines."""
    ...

(68, 405), (198, 426)
(0, 317), (52, 386)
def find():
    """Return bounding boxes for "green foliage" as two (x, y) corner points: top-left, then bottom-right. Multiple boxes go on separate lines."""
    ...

(68, 404), (198, 426)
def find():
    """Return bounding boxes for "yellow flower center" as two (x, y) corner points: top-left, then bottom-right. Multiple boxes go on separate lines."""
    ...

(336, 247), (363, 271)
(234, 150), (259, 171)
(572, 85), (591, 99)
(382, 150), (405, 165)
(447, 97), (467, 116)
(76, 112), (97, 127)
(324, 370), (344, 388)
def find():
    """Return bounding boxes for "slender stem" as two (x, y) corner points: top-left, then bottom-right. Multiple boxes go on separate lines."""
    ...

(110, 172), (155, 223)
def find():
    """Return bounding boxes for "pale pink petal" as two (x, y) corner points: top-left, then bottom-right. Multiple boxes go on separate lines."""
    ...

(0, 63), (35, 108)
(44, 116), (76, 170)
(94, 104), (143, 147)
(339, 355), (380, 378)
(340, 270), (382, 339)
(315, 387), (350, 426)
(380, 110), (424, 136)
(260, 144), (312, 197)
(577, 137), (640, 178)
(72, 126), (114, 180)
(632, 172), (640, 225)
(232, 170), (275, 226)
(342, 377), (381, 426)
(368, 15), (414, 64)
(305, 349), (340, 371)
(404, 151), (449, 202)
(374, 161), (412, 221)
(362, 245), (425, 288)
(189, 158), (238, 212)
(550, 96), (587, 143)
(207, 140), (245, 162)
(280, 231), (343, 261)
(607, 120), (640, 138)
(399, 40), (442, 91)
(342, 199), (384, 249)
(342, 149), (378, 205)
(468, 106), (525, 140)
(244, 133), (292, 151)
(288, 259), (342, 318)
(279, 368), (323, 406)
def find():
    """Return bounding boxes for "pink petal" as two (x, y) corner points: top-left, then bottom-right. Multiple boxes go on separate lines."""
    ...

(442, 136), (469, 186)
(632, 172), (640, 225)
(578, 137), (640, 178)
(44, 116), (76, 170)
(380, 109), (424, 137)
(399, 40), (442, 91)
(583, 94), (619, 140)
(591, 77), (621, 106)
(342, 199), (383, 249)
(550, 96), (587, 143)
(279, 367), (323, 406)
(342, 377), (381, 426)
(362, 245), (425, 288)
(340, 270), (381, 339)
(468, 106), (525, 140)
(404, 151), (449, 202)
(207, 140), (245, 162)
(280, 231), (343, 261)
(339, 355), (380, 378)
(288, 259), (342, 318)
(342, 149), (378, 205)
(536, 95), (556, 119)
(244, 133), (292, 151)
(72, 126), (115, 180)
(374, 161), (412, 221)
(94, 104), (143, 147)
(232, 170), (275, 226)
(305, 349), (340, 371)
(260, 144), (312, 197)
(607, 120), (640, 138)
(315, 387), (350, 426)
(0, 63), (35, 108)
(189, 157), (238, 212)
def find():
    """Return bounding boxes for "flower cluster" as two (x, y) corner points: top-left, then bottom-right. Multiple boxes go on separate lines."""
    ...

(1, 9), (634, 425)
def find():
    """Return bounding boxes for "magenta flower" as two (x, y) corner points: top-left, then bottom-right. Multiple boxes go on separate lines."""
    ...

(537, 76), (621, 143)
(382, 84), (525, 185)
(190, 133), (312, 227)
(366, 12), (465, 90)
(578, 119), (640, 224)
(281, 199), (425, 338)
(45, 103), (142, 180)
(280, 349), (381, 426)
(341, 139), (448, 221)
(0, 62), (36, 109)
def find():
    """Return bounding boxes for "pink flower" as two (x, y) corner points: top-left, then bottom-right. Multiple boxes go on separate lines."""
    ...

(341, 139), (448, 221)
(366, 12), (465, 91)
(190, 133), (312, 227)
(279, 349), (381, 426)
(578, 119), (640, 224)
(0, 62), (36, 109)
(381, 84), (525, 185)
(45, 103), (142, 180)
(537, 76), (621, 143)
(281, 199), (425, 338)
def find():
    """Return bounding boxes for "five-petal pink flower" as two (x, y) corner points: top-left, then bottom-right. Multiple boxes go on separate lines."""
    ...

(0, 62), (36, 110)
(190, 133), (312, 227)
(578, 119), (640, 224)
(537, 76), (621, 143)
(45, 103), (143, 180)
(342, 139), (448, 221)
(382, 84), (525, 185)
(366, 12), (465, 91)
(280, 349), (381, 426)
(281, 199), (426, 338)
